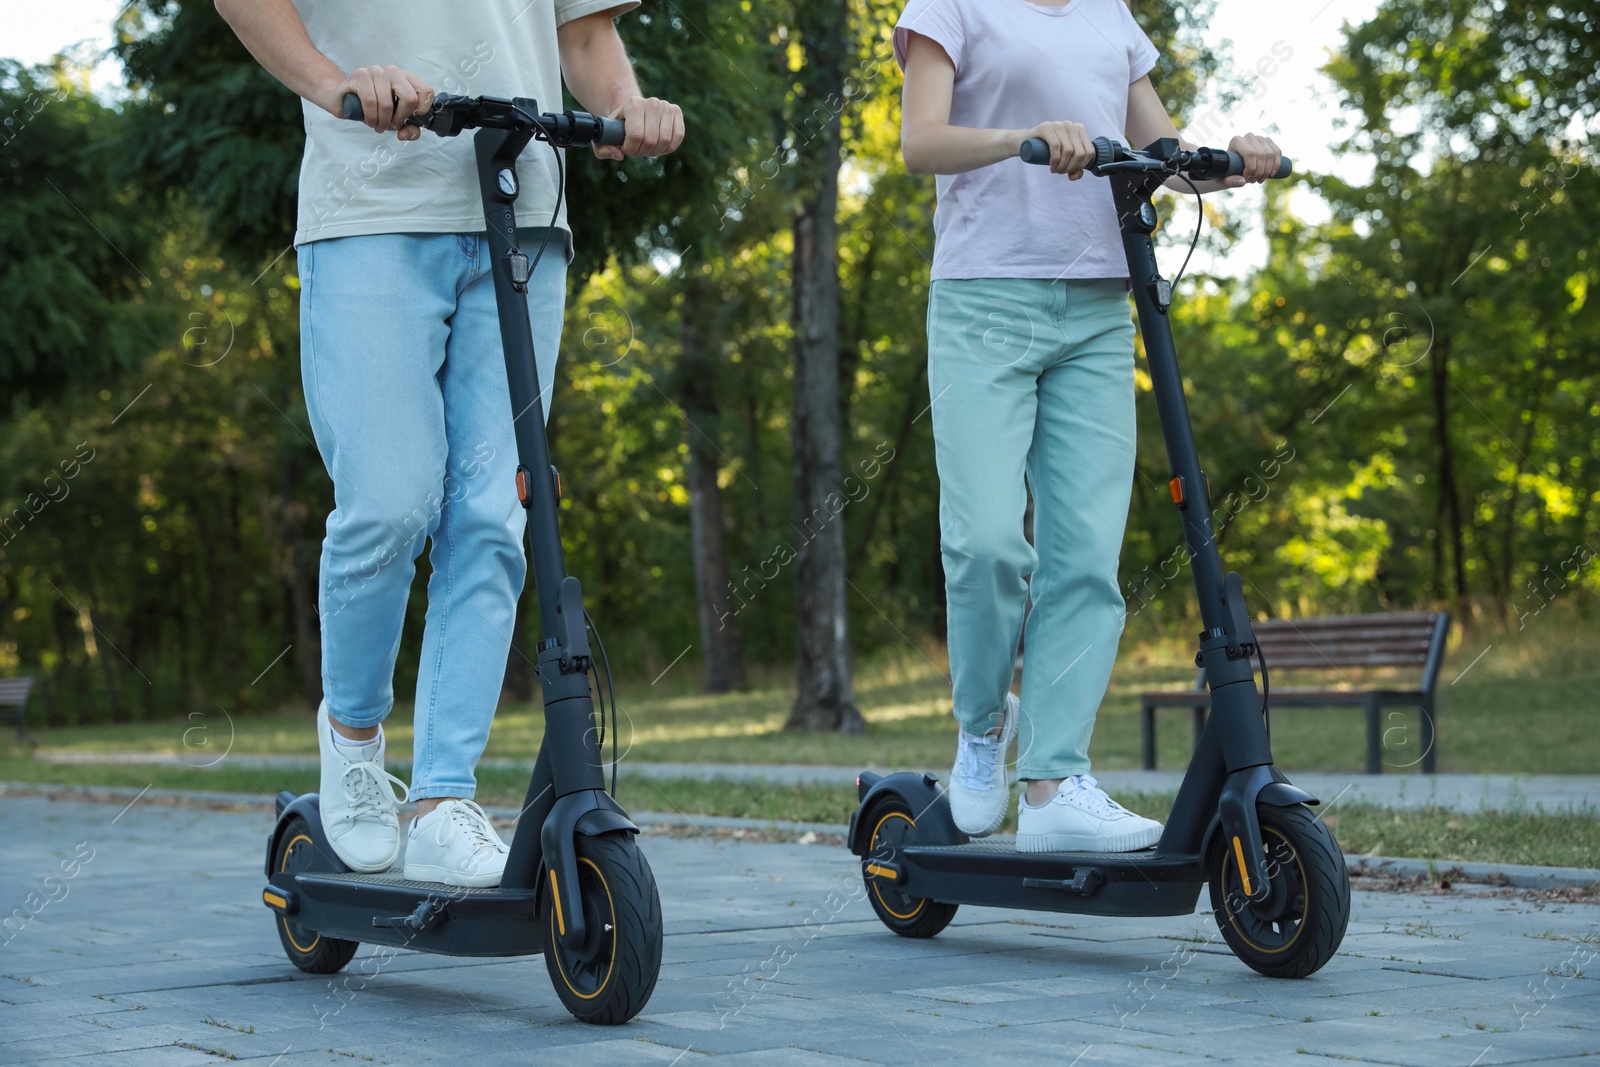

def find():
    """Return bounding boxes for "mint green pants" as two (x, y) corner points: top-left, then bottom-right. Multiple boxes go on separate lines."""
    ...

(927, 277), (1137, 780)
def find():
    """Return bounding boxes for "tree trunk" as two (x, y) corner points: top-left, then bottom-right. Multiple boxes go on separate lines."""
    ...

(280, 449), (323, 709)
(82, 582), (124, 723)
(680, 275), (746, 693)
(1428, 334), (1470, 618)
(784, 0), (861, 733)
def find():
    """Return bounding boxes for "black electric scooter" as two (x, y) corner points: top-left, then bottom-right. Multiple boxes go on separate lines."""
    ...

(261, 93), (660, 1024)
(848, 137), (1351, 978)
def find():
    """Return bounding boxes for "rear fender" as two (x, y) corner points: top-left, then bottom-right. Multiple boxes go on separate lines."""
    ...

(847, 771), (967, 856)
(264, 792), (347, 878)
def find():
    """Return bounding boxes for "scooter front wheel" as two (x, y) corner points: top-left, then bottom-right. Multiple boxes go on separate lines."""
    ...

(1207, 802), (1350, 978)
(271, 814), (359, 974)
(543, 832), (663, 1024)
(861, 796), (958, 938)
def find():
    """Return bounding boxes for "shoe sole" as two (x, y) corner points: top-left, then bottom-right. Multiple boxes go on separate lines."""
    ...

(334, 847), (402, 874)
(957, 793), (1011, 839)
(1014, 825), (1163, 854)
(402, 864), (502, 888)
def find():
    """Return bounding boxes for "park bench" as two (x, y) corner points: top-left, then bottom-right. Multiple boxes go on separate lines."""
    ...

(1138, 611), (1451, 774)
(0, 676), (37, 741)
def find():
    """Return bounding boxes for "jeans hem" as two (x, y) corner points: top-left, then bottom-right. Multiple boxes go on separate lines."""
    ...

(1016, 765), (1091, 781)
(325, 702), (391, 730)
(407, 783), (477, 802)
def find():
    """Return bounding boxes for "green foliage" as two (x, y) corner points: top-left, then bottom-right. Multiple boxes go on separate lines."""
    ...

(4, 0), (1598, 729)
(113, 1), (305, 268)
(564, 0), (781, 267)
(0, 62), (164, 398)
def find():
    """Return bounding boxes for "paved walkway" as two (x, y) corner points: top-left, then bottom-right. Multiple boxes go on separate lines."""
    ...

(36, 751), (1600, 813)
(2, 794), (1596, 1065)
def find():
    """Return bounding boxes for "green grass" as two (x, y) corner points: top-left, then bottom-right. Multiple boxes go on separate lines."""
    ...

(13, 610), (1600, 775)
(3, 610), (1597, 870)
(6, 760), (1590, 868)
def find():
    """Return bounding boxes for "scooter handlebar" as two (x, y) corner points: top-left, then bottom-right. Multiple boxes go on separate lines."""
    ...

(1018, 136), (1291, 180)
(339, 91), (625, 146)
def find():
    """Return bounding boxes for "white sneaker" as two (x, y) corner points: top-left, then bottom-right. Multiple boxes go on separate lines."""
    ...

(1016, 774), (1163, 853)
(403, 799), (510, 888)
(948, 692), (1019, 837)
(317, 701), (408, 873)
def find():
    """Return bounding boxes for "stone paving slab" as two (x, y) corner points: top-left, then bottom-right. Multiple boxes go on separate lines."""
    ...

(0, 794), (1596, 1065)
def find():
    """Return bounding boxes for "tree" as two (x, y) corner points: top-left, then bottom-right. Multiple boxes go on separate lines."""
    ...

(780, 0), (864, 732)
(0, 61), (163, 400)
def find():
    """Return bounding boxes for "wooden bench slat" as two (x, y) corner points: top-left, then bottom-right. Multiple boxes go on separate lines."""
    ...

(1254, 641), (1433, 660)
(1256, 612), (1439, 630)
(1256, 630), (1435, 647)
(0, 678), (37, 703)
(1254, 653), (1429, 669)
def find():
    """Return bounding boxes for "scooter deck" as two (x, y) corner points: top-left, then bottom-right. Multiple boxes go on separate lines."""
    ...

(311, 871), (533, 895)
(265, 871), (546, 957)
(887, 842), (1205, 918)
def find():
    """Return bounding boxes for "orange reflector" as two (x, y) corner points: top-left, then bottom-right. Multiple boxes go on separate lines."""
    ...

(1169, 475), (1184, 506)
(515, 468), (529, 504)
(1231, 835), (1253, 897)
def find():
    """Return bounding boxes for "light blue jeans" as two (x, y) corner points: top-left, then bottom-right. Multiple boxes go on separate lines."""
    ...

(927, 277), (1137, 781)
(298, 231), (567, 801)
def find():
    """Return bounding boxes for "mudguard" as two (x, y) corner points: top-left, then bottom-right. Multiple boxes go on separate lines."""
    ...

(540, 789), (638, 951)
(1204, 766), (1319, 898)
(847, 771), (968, 857)
(264, 791), (348, 878)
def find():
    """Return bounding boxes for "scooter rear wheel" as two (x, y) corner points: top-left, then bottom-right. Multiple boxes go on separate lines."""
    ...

(861, 797), (958, 938)
(543, 831), (663, 1024)
(1207, 802), (1349, 978)
(271, 815), (359, 974)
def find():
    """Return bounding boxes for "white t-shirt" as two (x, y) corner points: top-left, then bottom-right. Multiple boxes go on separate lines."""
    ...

(893, 0), (1159, 280)
(290, 0), (638, 247)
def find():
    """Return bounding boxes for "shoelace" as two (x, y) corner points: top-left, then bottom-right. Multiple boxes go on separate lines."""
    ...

(338, 759), (410, 826)
(956, 732), (1002, 793)
(1057, 775), (1132, 820)
(437, 800), (507, 857)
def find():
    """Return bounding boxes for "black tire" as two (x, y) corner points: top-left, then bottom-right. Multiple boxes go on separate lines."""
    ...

(861, 797), (958, 939)
(1207, 803), (1350, 978)
(271, 815), (359, 974)
(543, 832), (663, 1024)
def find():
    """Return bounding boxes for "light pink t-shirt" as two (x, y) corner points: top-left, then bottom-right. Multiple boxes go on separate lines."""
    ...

(894, 0), (1159, 280)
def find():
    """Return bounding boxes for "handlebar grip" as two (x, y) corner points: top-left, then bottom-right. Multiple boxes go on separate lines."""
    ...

(1224, 150), (1292, 179)
(597, 117), (626, 147)
(339, 91), (432, 127)
(1019, 136), (1117, 170)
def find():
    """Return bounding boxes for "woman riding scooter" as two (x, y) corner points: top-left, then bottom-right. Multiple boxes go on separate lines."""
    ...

(894, 0), (1281, 851)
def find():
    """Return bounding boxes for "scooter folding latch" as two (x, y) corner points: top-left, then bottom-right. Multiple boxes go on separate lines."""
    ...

(1220, 571), (1257, 659)
(554, 575), (593, 671)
